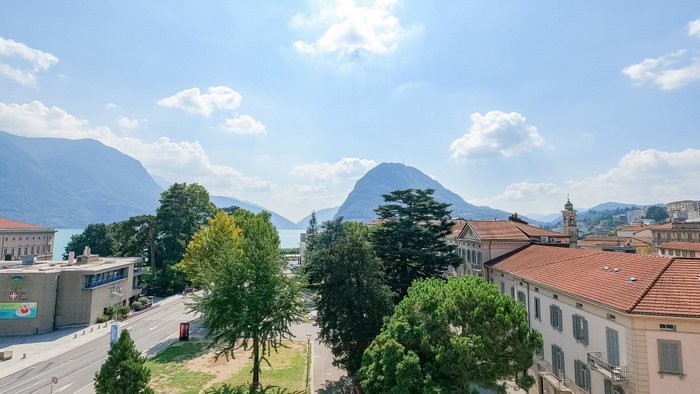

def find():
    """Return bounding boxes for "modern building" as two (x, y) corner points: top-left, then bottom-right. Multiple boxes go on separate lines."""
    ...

(0, 218), (56, 261)
(487, 245), (700, 394)
(0, 247), (145, 335)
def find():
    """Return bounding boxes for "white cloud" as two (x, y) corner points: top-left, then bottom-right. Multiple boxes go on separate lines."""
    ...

(476, 149), (700, 214)
(157, 86), (242, 116)
(105, 102), (121, 110)
(689, 18), (700, 38)
(0, 101), (272, 193)
(293, 157), (376, 182)
(117, 116), (141, 130)
(291, 0), (420, 58)
(223, 114), (267, 135)
(449, 111), (544, 160)
(622, 49), (700, 90)
(0, 36), (58, 86)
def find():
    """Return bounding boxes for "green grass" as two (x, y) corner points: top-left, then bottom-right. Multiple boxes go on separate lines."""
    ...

(147, 340), (308, 394)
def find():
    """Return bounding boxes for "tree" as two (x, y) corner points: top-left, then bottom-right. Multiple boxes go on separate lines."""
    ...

(308, 218), (393, 375)
(306, 210), (318, 253)
(178, 210), (306, 390)
(645, 205), (669, 223)
(370, 188), (462, 298)
(64, 223), (115, 258)
(110, 215), (158, 271)
(359, 276), (542, 394)
(155, 183), (216, 267)
(94, 329), (153, 394)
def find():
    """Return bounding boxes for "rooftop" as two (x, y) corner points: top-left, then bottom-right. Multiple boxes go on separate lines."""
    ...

(491, 245), (700, 316)
(0, 218), (53, 231)
(462, 220), (568, 241)
(0, 256), (139, 274)
(659, 242), (700, 252)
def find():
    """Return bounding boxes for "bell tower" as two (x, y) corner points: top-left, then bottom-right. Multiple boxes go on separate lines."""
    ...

(562, 196), (578, 247)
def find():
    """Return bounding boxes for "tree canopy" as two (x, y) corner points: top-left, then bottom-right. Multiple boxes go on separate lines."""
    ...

(178, 210), (306, 390)
(94, 329), (153, 394)
(64, 223), (115, 258)
(645, 205), (669, 222)
(370, 188), (462, 298)
(359, 276), (542, 394)
(307, 218), (394, 375)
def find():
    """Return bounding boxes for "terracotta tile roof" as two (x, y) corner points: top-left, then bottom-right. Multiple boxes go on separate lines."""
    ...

(619, 224), (649, 232)
(447, 219), (467, 239)
(579, 236), (652, 247)
(659, 242), (700, 252)
(493, 245), (674, 312)
(633, 259), (700, 316)
(0, 218), (51, 230)
(649, 222), (673, 230)
(466, 220), (567, 241)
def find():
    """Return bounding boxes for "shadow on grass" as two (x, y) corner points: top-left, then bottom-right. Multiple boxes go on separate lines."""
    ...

(204, 384), (304, 394)
(149, 341), (207, 363)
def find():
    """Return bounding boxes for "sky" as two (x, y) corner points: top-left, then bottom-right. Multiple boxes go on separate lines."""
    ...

(1, 1), (700, 222)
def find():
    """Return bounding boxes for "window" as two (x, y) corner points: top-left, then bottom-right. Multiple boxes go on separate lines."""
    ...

(534, 297), (541, 320)
(658, 340), (683, 375)
(534, 332), (543, 358)
(573, 314), (589, 345)
(606, 328), (620, 366)
(517, 290), (526, 304)
(500, 281), (505, 294)
(510, 286), (515, 298)
(604, 380), (624, 394)
(574, 359), (591, 391)
(660, 324), (676, 331)
(551, 345), (565, 379)
(550, 305), (563, 331)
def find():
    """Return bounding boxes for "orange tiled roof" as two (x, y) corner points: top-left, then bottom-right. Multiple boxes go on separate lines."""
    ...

(466, 220), (567, 241)
(579, 236), (652, 247)
(649, 222), (673, 230)
(493, 245), (674, 312)
(633, 258), (700, 316)
(619, 224), (649, 232)
(659, 242), (700, 252)
(447, 219), (467, 239)
(0, 218), (51, 230)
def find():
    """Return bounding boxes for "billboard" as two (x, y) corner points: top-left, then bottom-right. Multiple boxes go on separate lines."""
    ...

(0, 302), (38, 319)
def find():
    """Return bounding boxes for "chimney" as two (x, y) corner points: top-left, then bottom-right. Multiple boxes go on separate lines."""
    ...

(83, 246), (90, 256)
(68, 251), (75, 265)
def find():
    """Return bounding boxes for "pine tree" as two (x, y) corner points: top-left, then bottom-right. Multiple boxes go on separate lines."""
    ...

(94, 329), (153, 394)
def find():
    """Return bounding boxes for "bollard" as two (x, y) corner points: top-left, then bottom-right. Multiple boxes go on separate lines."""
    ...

(82, 330), (85, 336)
(74, 334), (77, 339)
(90, 327), (93, 332)
(22, 353), (26, 359)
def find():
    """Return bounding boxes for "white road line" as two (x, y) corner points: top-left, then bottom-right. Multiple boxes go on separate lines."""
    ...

(54, 382), (74, 393)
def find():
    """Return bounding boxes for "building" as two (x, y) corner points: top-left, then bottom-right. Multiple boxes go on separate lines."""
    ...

(448, 215), (570, 277)
(657, 241), (700, 258)
(487, 245), (700, 394)
(649, 221), (700, 250)
(577, 236), (653, 254)
(617, 224), (652, 238)
(0, 247), (145, 335)
(562, 197), (578, 247)
(1, 218), (56, 261)
(626, 209), (647, 225)
(666, 200), (700, 222)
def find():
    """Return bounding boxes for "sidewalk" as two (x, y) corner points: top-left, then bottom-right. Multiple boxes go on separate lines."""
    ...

(0, 294), (184, 380)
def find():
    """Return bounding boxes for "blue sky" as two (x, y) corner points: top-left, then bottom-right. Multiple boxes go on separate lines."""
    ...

(1, 1), (700, 221)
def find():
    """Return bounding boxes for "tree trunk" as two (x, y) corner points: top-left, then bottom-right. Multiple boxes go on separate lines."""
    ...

(251, 334), (261, 392)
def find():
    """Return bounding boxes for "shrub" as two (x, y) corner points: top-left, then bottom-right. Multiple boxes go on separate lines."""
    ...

(96, 314), (110, 323)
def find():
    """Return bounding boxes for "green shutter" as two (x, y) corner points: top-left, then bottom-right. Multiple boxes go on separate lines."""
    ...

(582, 317), (589, 345)
(607, 328), (619, 366)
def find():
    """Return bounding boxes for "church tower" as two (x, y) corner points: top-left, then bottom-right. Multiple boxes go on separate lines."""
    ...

(562, 196), (578, 247)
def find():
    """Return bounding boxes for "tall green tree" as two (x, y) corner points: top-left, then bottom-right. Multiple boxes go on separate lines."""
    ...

(307, 218), (393, 375)
(645, 205), (669, 222)
(370, 188), (462, 298)
(155, 183), (216, 267)
(110, 215), (158, 269)
(359, 276), (542, 394)
(178, 210), (306, 390)
(64, 223), (115, 258)
(305, 210), (318, 254)
(94, 329), (153, 394)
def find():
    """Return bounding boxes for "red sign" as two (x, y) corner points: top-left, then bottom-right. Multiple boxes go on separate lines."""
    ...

(9, 292), (18, 301)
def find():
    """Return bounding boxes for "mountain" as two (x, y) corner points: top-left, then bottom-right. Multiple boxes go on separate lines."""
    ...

(210, 195), (297, 229)
(335, 163), (515, 222)
(0, 130), (161, 227)
(525, 213), (561, 222)
(295, 206), (340, 229)
(587, 202), (644, 212)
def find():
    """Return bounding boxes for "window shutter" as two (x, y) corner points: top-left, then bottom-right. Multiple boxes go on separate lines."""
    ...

(607, 328), (619, 366)
(550, 305), (555, 327)
(572, 314), (578, 339)
(582, 317), (589, 345)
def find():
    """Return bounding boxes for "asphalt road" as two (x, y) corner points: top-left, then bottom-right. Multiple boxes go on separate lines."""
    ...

(0, 298), (195, 394)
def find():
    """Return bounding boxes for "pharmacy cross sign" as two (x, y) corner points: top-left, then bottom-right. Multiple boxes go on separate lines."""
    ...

(9, 292), (19, 301)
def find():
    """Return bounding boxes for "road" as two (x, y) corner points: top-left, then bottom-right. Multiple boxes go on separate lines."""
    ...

(0, 297), (195, 394)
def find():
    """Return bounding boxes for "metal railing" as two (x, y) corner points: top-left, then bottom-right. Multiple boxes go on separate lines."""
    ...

(536, 360), (571, 392)
(587, 352), (629, 381)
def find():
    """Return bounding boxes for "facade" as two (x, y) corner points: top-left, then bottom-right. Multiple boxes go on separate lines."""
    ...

(666, 200), (700, 222)
(649, 222), (700, 250)
(0, 248), (145, 335)
(577, 236), (653, 254)
(0, 218), (56, 261)
(657, 241), (700, 258)
(562, 198), (578, 247)
(617, 225), (652, 239)
(447, 215), (569, 277)
(487, 245), (700, 394)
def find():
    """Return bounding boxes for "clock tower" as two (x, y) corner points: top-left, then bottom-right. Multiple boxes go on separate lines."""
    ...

(562, 196), (578, 247)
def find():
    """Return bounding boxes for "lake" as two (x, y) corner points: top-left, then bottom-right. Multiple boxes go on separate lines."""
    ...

(53, 228), (305, 260)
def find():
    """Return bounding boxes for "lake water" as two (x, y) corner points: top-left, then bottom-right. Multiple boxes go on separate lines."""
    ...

(53, 228), (305, 260)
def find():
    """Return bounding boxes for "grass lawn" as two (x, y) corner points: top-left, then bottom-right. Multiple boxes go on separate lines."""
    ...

(147, 340), (309, 394)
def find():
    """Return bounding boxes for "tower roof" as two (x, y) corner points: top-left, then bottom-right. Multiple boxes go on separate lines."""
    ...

(564, 196), (574, 211)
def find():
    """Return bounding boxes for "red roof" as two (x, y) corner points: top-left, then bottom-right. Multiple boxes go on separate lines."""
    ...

(0, 218), (51, 230)
(634, 259), (700, 316)
(466, 220), (567, 241)
(447, 219), (467, 239)
(659, 242), (700, 252)
(493, 245), (674, 312)
(649, 222), (673, 230)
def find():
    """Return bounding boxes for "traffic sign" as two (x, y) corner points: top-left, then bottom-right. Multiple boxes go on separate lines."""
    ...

(52, 376), (58, 384)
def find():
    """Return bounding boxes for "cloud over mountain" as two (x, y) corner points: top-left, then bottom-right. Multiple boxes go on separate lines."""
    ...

(0, 36), (58, 86)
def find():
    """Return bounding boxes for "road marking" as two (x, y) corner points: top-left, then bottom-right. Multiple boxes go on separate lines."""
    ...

(149, 325), (159, 331)
(54, 382), (74, 393)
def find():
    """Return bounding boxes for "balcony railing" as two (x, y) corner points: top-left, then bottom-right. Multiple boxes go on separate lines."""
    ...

(587, 352), (628, 381)
(536, 360), (572, 392)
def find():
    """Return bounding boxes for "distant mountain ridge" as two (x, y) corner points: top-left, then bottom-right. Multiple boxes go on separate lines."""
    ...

(295, 206), (340, 229)
(210, 195), (297, 229)
(0, 130), (162, 227)
(335, 163), (517, 222)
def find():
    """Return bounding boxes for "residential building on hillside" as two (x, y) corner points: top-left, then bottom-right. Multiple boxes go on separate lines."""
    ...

(649, 221), (700, 250)
(447, 214), (570, 277)
(666, 200), (700, 222)
(578, 236), (653, 254)
(0, 247), (145, 335)
(626, 209), (647, 225)
(1, 218), (56, 261)
(487, 245), (700, 394)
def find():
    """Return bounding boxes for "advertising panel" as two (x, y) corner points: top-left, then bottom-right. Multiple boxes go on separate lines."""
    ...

(0, 302), (38, 319)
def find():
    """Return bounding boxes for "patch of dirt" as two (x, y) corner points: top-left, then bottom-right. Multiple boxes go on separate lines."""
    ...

(186, 349), (249, 390)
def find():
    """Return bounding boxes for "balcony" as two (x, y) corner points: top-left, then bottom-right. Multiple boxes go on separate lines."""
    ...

(536, 360), (573, 393)
(587, 352), (628, 382)
(133, 266), (147, 275)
